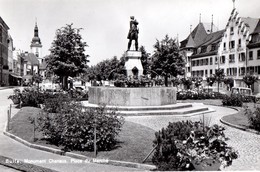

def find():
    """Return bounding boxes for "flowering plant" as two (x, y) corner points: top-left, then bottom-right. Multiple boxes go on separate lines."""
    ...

(152, 121), (238, 171)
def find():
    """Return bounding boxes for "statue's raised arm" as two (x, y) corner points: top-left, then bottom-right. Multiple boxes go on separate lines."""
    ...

(127, 16), (139, 51)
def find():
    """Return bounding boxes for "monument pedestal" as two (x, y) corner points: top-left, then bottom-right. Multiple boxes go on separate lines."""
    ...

(124, 51), (143, 78)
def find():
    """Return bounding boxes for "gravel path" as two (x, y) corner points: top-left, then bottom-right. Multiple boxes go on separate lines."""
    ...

(125, 104), (260, 171)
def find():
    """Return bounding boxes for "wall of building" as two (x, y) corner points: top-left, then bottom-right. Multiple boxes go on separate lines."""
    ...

(0, 18), (9, 86)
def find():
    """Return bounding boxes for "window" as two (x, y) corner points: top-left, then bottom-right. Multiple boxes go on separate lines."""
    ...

(230, 27), (234, 34)
(229, 41), (235, 49)
(201, 46), (207, 53)
(257, 50), (260, 59)
(200, 59), (203, 66)
(238, 39), (241, 47)
(210, 57), (213, 65)
(249, 51), (253, 60)
(240, 67), (245, 75)
(239, 53), (245, 61)
(215, 56), (218, 64)
(223, 43), (226, 50)
(210, 69), (212, 75)
(205, 70), (208, 77)
(229, 54), (235, 63)
(205, 58), (208, 65)
(221, 56), (226, 64)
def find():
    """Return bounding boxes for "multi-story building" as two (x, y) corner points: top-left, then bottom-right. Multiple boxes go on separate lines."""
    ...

(181, 5), (260, 93)
(0, 16), (10, 86)
(218, 8), (260, 92)
(8, 35), (22, 85)
(190, 30), (224, 80)
(180, 22), (218, 78)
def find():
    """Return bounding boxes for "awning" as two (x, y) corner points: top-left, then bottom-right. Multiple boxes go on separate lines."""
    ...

(9, 73), (22, 79)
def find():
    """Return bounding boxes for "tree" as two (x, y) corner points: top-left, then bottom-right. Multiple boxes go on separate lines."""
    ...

(243, 75), (258, 89)
(139, 45), (150, 75)
(206, 76), (216, 92)
(181, 77), (193, 90)
(213, 69), (225, 93)
(46, 24), (89, 90)
(85, 56), (126, 82)
(223, 78), (234, 91)
(192, 77), (203, 89)
(151, 35), (185, 86)
(32, 73), (43, 89)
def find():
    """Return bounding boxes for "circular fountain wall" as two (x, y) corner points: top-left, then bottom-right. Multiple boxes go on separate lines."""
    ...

(88, 87), (177, 106)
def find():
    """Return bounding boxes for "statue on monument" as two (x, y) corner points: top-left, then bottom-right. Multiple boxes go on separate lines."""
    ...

(127, 16), (139, 51)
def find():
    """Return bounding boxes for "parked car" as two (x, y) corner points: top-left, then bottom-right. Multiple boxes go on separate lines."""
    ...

(231, 87), (252, 96)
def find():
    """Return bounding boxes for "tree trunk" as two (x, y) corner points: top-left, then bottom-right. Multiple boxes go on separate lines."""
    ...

(62, 76), (68, 90)
(164, 75), (168, 87)
(217, 81), (219, 93)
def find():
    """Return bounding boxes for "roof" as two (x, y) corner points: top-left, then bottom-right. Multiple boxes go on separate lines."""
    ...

(185, 35), (196, 48)
(197, 30), (225, 47)
(0, 16), (9, 30)
(21, 53), (39, 65)
(180, 23), (218, 49)
(251, 20), (260, 34)
(240, 17), (260, 34)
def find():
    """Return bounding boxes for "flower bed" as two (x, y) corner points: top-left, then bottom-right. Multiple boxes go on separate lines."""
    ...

(152, 121), (238, 171)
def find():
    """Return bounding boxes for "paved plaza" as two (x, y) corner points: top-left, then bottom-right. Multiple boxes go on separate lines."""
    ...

(0, 88), (260, 171)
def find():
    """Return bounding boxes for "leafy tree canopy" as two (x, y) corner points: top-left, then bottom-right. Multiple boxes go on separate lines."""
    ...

(46, 23), (89, 89)
(151, 35), (185, 86)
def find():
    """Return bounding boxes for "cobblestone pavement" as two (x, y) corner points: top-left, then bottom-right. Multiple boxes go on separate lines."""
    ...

(125, 104), (260, 171)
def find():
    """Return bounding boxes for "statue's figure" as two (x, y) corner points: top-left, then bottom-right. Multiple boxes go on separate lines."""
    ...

(127, 16), (139, 51)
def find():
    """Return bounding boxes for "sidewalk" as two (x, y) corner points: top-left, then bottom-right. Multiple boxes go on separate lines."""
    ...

(0, 86), (18, 90)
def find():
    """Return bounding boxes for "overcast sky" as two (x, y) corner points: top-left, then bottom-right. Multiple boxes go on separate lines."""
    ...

(1, 0), (260, 65)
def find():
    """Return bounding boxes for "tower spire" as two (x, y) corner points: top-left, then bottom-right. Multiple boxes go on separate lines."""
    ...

(199, 13), (201, 23)
(190, 25), (192, 34)
(211, 14), (214, 33)
(233, 0), (236, 9)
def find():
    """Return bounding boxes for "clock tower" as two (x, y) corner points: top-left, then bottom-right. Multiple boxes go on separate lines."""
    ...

(30, 22), (43, 64)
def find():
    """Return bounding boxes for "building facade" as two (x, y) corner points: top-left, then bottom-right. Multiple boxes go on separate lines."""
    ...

(181, 7), (260, 93)
(0, 16), (10, 86)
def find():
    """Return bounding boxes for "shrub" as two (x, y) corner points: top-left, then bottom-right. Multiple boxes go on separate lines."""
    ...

(152, 121), (238, 171)
(8, 88), (22, 104)
(43, 92), (70, 113)
(245, 107), (260, 131)
(222, 94), (243, 107)
(20, 87), (44, 107)
(37, 102), (124, 151)
(177, 90), (224, 100)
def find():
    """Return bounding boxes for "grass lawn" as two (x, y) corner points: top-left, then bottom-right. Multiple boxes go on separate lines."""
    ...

(180, 99), (257, 131)
(9, 107), (155, 163)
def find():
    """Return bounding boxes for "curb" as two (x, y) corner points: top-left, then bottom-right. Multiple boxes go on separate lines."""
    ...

(3, 122), (156, 171)
(220, 117), (260, 135)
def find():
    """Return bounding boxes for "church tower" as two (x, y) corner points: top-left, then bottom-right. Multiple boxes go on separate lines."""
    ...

(30, 22), (43, 64)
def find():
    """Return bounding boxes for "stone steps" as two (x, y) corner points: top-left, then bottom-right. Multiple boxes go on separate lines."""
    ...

(117, 106), (211, 116)
(81, 101), (214, 117)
